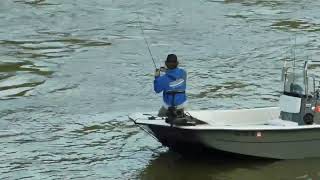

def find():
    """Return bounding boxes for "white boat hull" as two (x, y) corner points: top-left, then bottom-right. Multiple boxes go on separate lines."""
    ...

(197, 129), (320, 159)
(129, 107), (320, 159)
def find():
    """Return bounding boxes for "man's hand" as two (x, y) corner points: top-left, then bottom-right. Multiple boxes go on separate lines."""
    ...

(160, 66), (167, 72)
(154, 68), (161, 77)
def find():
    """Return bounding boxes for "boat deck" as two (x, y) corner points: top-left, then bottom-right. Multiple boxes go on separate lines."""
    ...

(129, 112), (320, 131)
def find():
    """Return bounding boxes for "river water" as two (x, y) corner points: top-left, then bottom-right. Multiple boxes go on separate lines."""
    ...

(1, 0), (320, 179)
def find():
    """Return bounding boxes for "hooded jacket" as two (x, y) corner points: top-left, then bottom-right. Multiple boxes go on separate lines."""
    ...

(154, 68), (187, 107)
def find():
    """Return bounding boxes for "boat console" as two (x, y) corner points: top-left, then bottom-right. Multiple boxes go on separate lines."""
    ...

(281, 60), (320, 125)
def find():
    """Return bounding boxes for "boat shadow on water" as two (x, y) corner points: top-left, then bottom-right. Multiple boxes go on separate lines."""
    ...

(139, 150), (320, 180)
(138, 150), (276, 180)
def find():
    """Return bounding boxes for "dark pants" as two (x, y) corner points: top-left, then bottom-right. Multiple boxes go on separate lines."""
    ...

(158, 106), (184, 117)
(158, 106), (168, 117)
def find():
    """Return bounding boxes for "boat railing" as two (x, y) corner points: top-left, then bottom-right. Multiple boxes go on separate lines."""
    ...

(282, 59), (320, 97)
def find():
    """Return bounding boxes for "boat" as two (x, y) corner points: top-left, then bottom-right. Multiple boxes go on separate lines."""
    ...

(129, 59), (320, 159)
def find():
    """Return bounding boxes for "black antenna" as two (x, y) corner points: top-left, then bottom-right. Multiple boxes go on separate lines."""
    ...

(137, 14), (158, 69)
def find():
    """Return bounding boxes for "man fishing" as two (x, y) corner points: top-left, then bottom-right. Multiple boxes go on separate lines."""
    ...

(154, 54), (187, 117)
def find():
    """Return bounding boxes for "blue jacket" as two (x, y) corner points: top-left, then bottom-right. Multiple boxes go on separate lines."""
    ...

(154, 68), (187, 107)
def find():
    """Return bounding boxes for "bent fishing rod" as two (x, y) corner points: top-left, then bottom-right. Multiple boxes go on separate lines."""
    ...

(137, 15), (158, 69)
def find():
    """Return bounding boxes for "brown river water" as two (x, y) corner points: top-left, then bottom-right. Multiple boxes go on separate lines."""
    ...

(1, 0), (320, 179)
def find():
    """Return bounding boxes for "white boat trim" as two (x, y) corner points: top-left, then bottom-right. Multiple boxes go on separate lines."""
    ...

(134, 119), (320, 131)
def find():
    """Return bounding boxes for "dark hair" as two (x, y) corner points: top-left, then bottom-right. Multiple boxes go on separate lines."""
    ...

(165, 54), (178, 69)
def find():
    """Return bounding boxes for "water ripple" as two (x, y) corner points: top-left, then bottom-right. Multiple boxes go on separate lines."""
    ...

(272, 19), (320, 32)
(14, 0), (61, 6)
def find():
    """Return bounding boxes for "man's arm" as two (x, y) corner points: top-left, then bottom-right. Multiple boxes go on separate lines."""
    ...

(183, 69), (187, 81)
(154, 76), (166, 93)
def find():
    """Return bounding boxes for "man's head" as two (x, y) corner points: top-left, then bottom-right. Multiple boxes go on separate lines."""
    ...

(165, 54), (179, 69)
